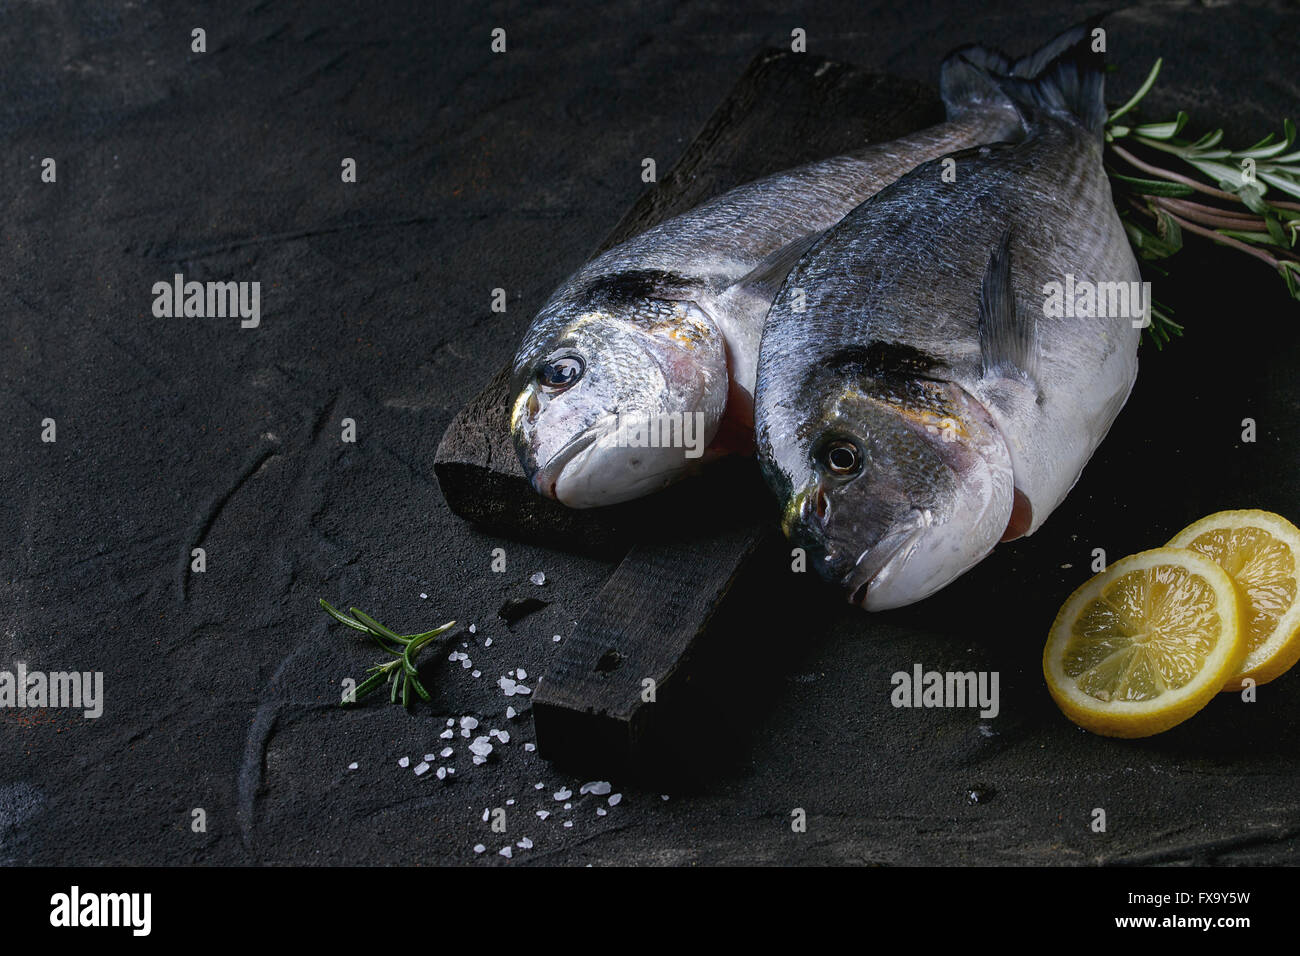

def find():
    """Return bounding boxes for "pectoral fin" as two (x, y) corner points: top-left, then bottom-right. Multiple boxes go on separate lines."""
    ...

(978, 229), (1039, 392)
(728, 230), (826, 302)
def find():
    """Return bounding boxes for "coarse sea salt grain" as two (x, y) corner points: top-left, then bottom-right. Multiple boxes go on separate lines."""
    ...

(580, 781), (611, 796)
(474, 844), (486, 854)
(499, 677), (518, 696)
(524, 743), (536, 752)
(597, 808), (607, 816)
(436, 767), (447, 780)
(414, 762), (429, 776)
(398, 757), (409, 768)
(440, 747), (453, 758)
(608, 793), (622, 806)
(535, 782), (545, 790)
(472, 670), (481, 678)
(420, 593), (427, 599)
(472, 755), (487, 765)
(507, 799), (515, 806)
(515, 685), (531, 696)
(482, 808), (490, 822)
(554, 788), (572, 801)
(506, 706), (516, 719)
(517, 838), (533, 849)
(461, 658), (473, 669)
(517, 668), (528, 680)
(347, 762), (358, 771)
(537, 810), (550, 819)
(500, 846), (512, 858)
(469, 624), (477, 633)
(564, 803), (572, 810)
(461, 716), (478, 730)
(563, 821), (573, 828)
(496, 730), (511, 744)
(469, 736), (493, 758)
(553, 634), (562, 643)
(446, 719), (455, 727)
(484, 637), (492, 647)
(530, 571), (545, 586)
(423, 753), (437, 762)
(440, 729), (454, 739)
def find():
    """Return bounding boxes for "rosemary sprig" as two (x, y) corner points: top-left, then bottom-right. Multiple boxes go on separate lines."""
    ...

(320, 598), (456, 709)
(1104, 58), (1300, 348)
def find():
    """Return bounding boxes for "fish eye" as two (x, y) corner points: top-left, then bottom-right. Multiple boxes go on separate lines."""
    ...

(537, 354), (585, 391)
(823, 439), (861, 476)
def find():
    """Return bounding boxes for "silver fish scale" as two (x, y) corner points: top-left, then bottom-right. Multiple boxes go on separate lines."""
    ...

(757, 121), (1141, 533)
(514, 114), (1021, 385)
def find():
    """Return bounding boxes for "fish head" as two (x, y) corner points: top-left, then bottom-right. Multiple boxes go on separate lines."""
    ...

(762, 348), (1015, 610)
(510, 294), (728, 508)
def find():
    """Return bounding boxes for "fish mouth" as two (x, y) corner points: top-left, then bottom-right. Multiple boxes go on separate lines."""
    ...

(845, 526), (923, 608)
(529, 423), (612, 500)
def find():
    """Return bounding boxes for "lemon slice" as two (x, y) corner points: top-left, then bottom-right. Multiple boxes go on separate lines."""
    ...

(1043, 548), (1245, 738)
(1167, 509), (1300, 692)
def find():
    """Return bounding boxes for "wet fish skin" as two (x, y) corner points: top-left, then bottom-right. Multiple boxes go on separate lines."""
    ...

(755, 23), (1140, 610)
(508, 56), (1030, 508)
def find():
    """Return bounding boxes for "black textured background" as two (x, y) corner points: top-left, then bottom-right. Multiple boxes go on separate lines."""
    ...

(2, 0), (1298, 865)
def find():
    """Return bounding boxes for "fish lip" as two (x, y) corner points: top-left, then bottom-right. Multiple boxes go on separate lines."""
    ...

(844, 526), (922, 608)
(530, 421), (613, 499)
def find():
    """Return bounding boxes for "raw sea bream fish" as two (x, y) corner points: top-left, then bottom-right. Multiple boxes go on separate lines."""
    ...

(505, 39), (1081, 508)
(755, 23), (1141, 611)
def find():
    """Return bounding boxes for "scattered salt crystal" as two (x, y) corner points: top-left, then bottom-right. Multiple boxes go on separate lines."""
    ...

(461, 729), (470, 738)
(473, 755), (487, 765)
(517, 838), (533, 849)
(469, 736), (493, 758)
(446, 719), (455, 727)
(440, 729), (454, 739)
(537, 810), (550, 819)
(447, 768), (455, 775)
(420, 592), (427, 599)
(496, 730), (510, 744)
(506, 706), (517, 719)
(440, 747), (453, 758)
(498, 677), (518, 696)
(554, 788), (572, 801)
(564, 803), (572, 810)
(469, 624), (477, 634)
(535, 782), (545, 790)
(530, 571), (546, 586)
(515, 684), (531, 696)
(499, 846), (512, 858)
(580, 781), (611, 796)
(553, 634), (562, 643)
(398, 757), (410, 768)
(563, 821), (573, 828)
(482, 808), (490, 822)
(414, 762), (430, 776)
(436, 767), (447, 780)
(524, 743), (536, 752)
(347, 762), (358, 771)
(484, 637), (492, 647)
(508, 670), (514, 678)
(517, 668), (527, 680)
(461, 716), (478, 730)
(661, 794), (669, 801)
(474, 844), (486, 854)
(597, 808), (607, 816)
(472, 670), (481, 678)
(608, 793), (622, 806)
(489, 728), (501, 738)
(423, 754), (437, 762)
(461, 658), (472, 669)
(506, 799), (515, 806)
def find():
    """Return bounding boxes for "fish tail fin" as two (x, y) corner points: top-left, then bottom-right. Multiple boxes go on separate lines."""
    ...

(941, 17), (1109, 140)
